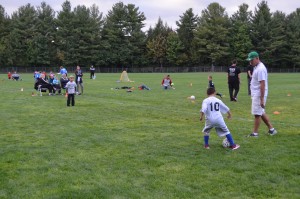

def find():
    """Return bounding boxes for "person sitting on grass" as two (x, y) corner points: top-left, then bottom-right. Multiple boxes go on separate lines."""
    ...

(161, 75), (173, 90)
(12, 71), (21, 81)
(199, 87), (240, 150)
(75, 65), (83, 95)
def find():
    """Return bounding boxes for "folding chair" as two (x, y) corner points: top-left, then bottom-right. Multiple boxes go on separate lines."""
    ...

(37, 85), (49, 96)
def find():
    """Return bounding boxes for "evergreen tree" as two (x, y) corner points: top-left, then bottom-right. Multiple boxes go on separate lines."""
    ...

(166, 31), (185, 66)
(71, 5), (98, 66)
(0, 5), (11, 66)
(34, 2), (56, 66)
(56, 2), (104, 67)
(88, 4), (104, 66)
(176, 8), (198, 65)
(147, 33), (167, 69)
(230, 3), (253, 64)
(193, 3), (230, 66)
(269, 11), (288, 67)
(286, 8), (300, 69)
(251, 1), (272, 64)
(56, 0), (75, 66)
(101, 2), (146, 68)
(0, 1), (298, 69)
(146, 17), (172, 69)
(9, 4), (38, 67)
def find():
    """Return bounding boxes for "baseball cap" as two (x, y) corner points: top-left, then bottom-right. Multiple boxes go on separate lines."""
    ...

(246, 51), (259, 61)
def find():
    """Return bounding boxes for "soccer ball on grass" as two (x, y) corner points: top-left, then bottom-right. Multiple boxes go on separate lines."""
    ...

(222, 138), (230, 148)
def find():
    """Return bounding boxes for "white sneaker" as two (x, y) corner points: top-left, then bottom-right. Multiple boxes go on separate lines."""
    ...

(269, 129), (277, 136)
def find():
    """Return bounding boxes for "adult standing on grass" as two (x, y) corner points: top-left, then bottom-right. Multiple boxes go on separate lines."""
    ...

(12, 71), (21, 81)
(75, 65), (83, 95)
(247, 63), (253, 95)
(90, 65), (95, 79)
(200, 87), (240, 150)
(59, 66), (68, 76)
(246, 51), (277, 137)
(227, 59), (241, 101)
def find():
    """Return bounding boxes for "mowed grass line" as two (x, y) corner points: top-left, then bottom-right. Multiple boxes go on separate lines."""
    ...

(0, 73), (299, 198)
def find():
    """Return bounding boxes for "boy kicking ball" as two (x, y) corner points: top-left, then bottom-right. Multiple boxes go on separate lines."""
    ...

(200, 87), (240, 150)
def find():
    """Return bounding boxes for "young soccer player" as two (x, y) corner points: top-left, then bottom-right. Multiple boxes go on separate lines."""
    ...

(161, 74), (173, 89)
(199, 87), (240, 150)
(208, 75), (222, 98)
(65, 75), (77, 106)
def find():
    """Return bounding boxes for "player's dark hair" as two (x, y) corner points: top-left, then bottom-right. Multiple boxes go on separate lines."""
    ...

(207, 87), (215, 95)
(232, 59), (237, 64)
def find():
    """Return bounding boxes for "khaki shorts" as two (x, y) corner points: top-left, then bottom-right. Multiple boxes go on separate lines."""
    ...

(251, 96), (267, 116)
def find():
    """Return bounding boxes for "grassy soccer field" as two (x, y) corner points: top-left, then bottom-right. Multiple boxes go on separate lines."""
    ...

(0, 72), (299, 198)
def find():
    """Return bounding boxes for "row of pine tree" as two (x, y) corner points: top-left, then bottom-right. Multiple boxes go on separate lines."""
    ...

(0, 1), (299, 69)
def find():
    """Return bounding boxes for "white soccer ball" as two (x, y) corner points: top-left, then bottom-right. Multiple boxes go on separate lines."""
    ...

(222, 138), (230, 148)
(190, 95), (195, 100)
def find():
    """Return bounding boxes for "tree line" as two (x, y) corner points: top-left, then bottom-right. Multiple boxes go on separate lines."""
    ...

(0, 0), (299, 69)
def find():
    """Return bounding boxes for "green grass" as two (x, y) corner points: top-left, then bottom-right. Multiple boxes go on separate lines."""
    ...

(0, 73), (299, 198)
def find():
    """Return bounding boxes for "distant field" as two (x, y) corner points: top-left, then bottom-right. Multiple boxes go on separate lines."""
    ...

(0, 73), (299, 198)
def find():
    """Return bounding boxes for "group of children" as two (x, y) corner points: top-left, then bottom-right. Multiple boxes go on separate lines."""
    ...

(202, 75), (240, 150)
(7, 71), (21, 81)
(161, 73), (239, 150)
(33, 66), (84, 107)
(7, 67), (238, 149)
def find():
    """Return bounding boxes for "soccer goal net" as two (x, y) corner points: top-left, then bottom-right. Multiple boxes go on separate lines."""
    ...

(120, 71), (132, 82)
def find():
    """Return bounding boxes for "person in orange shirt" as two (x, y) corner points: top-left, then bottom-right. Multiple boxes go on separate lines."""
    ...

(8, 72), (12, 80)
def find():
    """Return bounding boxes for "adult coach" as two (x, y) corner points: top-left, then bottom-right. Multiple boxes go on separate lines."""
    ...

(246, 51), (277, 137)
(227, 60), (241, 101)
(59, 66), (68, 76)
(90, 65), (95, 79)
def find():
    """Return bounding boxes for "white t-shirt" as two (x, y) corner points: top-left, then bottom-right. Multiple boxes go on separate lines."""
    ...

(250, 62), (268, 97)
(162, 78), (171, 87)
(65, 81), (77, 94)
(201, 96), (229, 122)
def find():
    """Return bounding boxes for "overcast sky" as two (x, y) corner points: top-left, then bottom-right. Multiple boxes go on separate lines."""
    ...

(1, 0), (299, 29)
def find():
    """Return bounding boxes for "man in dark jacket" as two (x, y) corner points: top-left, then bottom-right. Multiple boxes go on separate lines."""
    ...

(227, 60), (241, 101)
